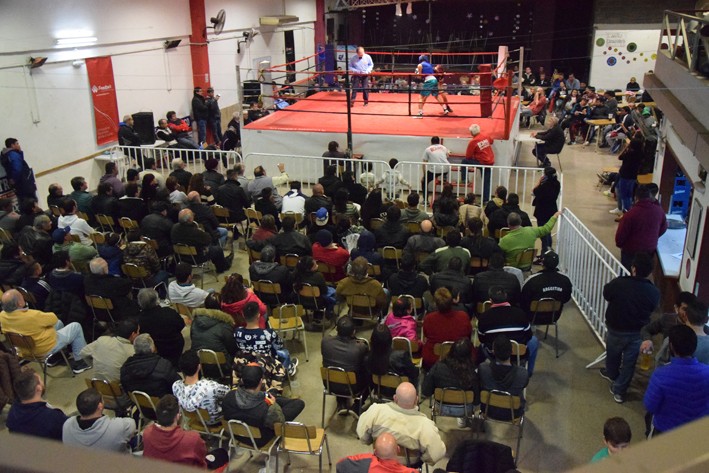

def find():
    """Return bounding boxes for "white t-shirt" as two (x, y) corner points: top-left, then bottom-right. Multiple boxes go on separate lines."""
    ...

(422, 144), (450, 174)
(281, 192), (306, 216)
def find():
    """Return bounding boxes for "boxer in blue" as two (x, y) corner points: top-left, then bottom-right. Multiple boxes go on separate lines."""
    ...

(414, 55), (453, 118)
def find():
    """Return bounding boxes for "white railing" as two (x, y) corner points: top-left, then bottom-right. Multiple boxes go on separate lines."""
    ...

(108, 145), (241, 180)
(556, 207), (629, 360)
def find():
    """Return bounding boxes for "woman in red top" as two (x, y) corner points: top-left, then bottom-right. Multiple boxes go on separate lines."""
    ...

(422, 287), (473, 369)
(251, 214), (278, 242)
(220, 273), (267, 328)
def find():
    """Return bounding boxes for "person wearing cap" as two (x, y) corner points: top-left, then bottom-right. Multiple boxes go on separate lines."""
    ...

(414, 55), (453, 119)
(165, 111), (200, 149)
(463, 124), (495, 203)
(201, 158), (224, 191)
(313, 229), (349, 283)
(307, 207), (337, 244)
(205, 88), (222, 145)
(51, 226), (97, 269)
(222, 363), (305, 447)
(138, 158), (166, 191)
(249, 164), (289, 208)
(520, 250), (572, 314)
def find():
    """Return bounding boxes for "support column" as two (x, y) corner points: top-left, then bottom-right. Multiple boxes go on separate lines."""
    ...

(189, 0), (211, 90)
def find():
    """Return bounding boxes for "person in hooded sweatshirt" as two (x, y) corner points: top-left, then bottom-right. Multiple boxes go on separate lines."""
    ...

(387, 254), (429, 301)
(222, 364), (305, 448)
(248, 245), (295, 303)
(336, 257), (389, 318)
(62, 388), (136, 453)
(190, 293), (238, 376)
(478, 334), (529, 419)
(349, 230), (386, 281)
(6, 369), (67, 441)
(168, 262), (213, 308)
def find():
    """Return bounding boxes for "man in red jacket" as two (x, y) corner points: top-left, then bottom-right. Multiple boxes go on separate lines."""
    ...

(312, 229), (350, 283)
(463, 124), (495, 203)
(615, 185), (667, 271)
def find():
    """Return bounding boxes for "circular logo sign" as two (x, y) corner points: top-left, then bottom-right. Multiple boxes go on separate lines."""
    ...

(651, 53), (657, 59)
(607, 57), (617, 66)
(597, 38), (606, 47)
(627, 42), (637, 52)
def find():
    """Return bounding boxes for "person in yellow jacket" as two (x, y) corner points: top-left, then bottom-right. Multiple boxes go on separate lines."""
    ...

(499, 211), (562, 267)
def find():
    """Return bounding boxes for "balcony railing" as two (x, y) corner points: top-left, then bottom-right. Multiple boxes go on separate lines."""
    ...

(661, 10), (709, 75)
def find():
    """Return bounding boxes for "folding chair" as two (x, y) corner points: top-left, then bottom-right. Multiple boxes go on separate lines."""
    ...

(128, 391), (160, 444)
(271, 304), (309, 362)
(316, 262), (342, 286)
(378, 246), (403, 270)
(280, 254), (300, 269)
(245, 208), (263, 240)
(367, 264), (382, 279)
(530, 298), (563, 357)
(49, 205), (62, 217)
(121, 263), (166, 296)
(499, 227), (511, 240)
(274, 422), (331, 473)
(142, 237), (173, 270)
(477, 301), (492, 317)
(15, 287), (37, 310)
(174, 302), (194, 322)
(479, 390), (525, 466)
(431, 387), (476, 425)
(88, 232), (106, 250)
(173, 243), (217, 288)
(247, 247), (261, 264)
(433, 341), (454, 359)
(84, 378), (132, 417)
(438, 226), (456, 238)
(297, 284), (325, 331)
(4, 332), (74, 388)
(406, 222), (421, 234)
(370, 218), (384, 230)
(393, 294), (423, 320)
(345, 293), (378, 323)
(0, 228), (12, 244)
(96, 214), (116, 233)
(320, 367), (365, 428)
(469, 256), (489, 276)
(85, 295), (117, 340)
(223, 419), (279, 473)
(118, 217), (139, 232)
(198, 349), (230, 385)
(252, 280), (283, 313)
(181, 406), (225, 443)
(515, 248), (537, 273)
(392, 337), (422, 368)
(370, 373), (409, 403)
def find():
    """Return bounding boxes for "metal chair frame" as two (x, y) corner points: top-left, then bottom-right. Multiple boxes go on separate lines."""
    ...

(515, 248), (537, 273)
(320, 366), (364, 428)
(274, 421), (331, 473)
(96, 214), (116, 233)
(173, 243), (217, 288)
(370, 372), (409, 404)
(128, 390), (160, 445)
(271, 304), (309, 362)
(198, 348), (230, 385)
(479, 389), (525, 466)
(223, 419), (279, 473)
(392, 337), (422, 368)
(431, 387), (476, 425)
(530, 298), (563, 358)
(85, 295), (116, 340)
(84, 378), (132, 417)
(378, 246), (403, 270)
(181, 406), (225, 444)
(4, 332), (74, 387)
(345, 293), (378, 323)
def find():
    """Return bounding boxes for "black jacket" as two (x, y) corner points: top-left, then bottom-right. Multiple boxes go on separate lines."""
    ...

(266, 230), (312, 258)
(532, 179), (561, 222)
(488, 203), (532, 236)
(471, 268), (521, 306)
(477, 304), (532, 346)
(120, 353), (181, 398)
(318, 175), (344, 199)
(140, 212), (174, 257)
(535, 124), (565, 154)
(460, 235), (502, 260)
(255, 198), (281, 229)
(138, 306), (186, 366)
(216, 180), (249, 221)
(373, 221), (412, 250)
(520, 268), (572, 323)
(171, 222), (212, 259)
(188, 202), (221, 244)
(83, 273), (139, 321)
(17, 228), (53, 266)
(403, 232), (446, 258)
(192, 94), (209, 121)
(604, 276), (660, 332)
(169, 169), (193, 189)
(446, 439), (515, 473)
(249, 262), (295, 303)
(304, 195), (332, 217)
(430, 269), (474, 305)
(422, 360), (479, 402)
(344, 181), (368, 206)
(118, 124), (142, 147)
(0, 258), (26, 287)
(202, 169), (225, 191)
(388, 270), (429, 299)
(91, 193), (120, 221)
(44, 289), (88, 328)
(118, 197), (149, 224)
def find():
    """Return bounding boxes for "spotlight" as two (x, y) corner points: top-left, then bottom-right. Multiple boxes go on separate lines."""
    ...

(406, 2), (412, 14)
(395, 1), (402, 16)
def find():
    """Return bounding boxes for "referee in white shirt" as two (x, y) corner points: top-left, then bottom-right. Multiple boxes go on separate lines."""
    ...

(349, 46), (374, 106)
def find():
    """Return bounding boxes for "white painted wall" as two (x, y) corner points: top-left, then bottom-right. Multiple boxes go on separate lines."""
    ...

(589, 29), (661, 91)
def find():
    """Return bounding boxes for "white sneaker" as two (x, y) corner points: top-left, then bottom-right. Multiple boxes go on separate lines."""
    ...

(609, 208), (622, 215)
(603, 190), (613, 197)
(414, 112), (423, 119)
(456, 417), (467, 428)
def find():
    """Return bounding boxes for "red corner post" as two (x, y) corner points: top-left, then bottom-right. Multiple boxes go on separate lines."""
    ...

(189, 0), (211, 91)
(478, 64), (492, 118)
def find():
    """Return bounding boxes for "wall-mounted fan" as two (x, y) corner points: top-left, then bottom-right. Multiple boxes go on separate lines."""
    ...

(207, 9), (226, 36)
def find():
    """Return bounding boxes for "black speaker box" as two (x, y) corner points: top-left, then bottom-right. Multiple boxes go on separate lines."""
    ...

(243, 80), (261, 103)
(132, 112), (156, 144)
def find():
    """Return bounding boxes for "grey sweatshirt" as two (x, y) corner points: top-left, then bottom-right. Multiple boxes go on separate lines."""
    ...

(62, 415), (136, 453)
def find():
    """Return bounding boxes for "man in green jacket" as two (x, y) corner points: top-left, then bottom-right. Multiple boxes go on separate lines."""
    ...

(51, 227), (97, 269)
(499, 211), (562, 267)
(419, 230), (471, 275)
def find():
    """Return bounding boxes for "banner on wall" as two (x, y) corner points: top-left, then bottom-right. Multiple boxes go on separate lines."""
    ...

(86, 57), (119, 146)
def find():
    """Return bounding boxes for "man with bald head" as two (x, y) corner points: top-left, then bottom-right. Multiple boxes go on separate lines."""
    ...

(187, 191), (228, 246)
(84, 257), (138, 321)
(337, 432), (418, 473)
(304, 183), (333, 217)
(0, 289), (91, 374)
(356, 382), (446, 465)
(171, 209), (232, 273)
(403, 220), (445, 259)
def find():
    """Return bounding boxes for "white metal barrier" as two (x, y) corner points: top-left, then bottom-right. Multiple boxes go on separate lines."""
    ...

(556, 207), (629, 363)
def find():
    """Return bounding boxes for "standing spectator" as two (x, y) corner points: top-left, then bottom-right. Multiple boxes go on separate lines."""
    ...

(1, 138), (37, 201)
(205, 88), (222, 144)
(137, 288), (185, 366)
(601, 253), (660, 403)
(99, 162), (123, 197)
(530, 116), (565, 168)
(463, 124), (494, 202)
(478, 335), (529, 419)
(615, 185), (667, 270)
(644, 325), (709, 435)
(420, 137), (451, 200)
(217, 168), (249, 222)
(422, 288), (472, 369)
(172, 350), (229, 425)
(169, 158), (193, 189)
(6, 369), (67, 441)
(654, 300), (709, 366)
(80, 318), (139, 382)
(613, 139), (644, 216)
(191, 87), (209, 145)
(532, 167), (561, 254)
(590, 417), (631, 463)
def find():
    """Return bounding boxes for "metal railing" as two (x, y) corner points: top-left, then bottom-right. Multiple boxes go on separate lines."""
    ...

(661, 10), (709, 74)
(107, 146), (241, 180)
(556, 207), (628, 362)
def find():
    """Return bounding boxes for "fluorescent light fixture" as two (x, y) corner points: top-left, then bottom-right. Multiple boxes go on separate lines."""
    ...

(406, 2), (412, 14)
(55, 37), (97, 46)
(395, 1), (402, 16)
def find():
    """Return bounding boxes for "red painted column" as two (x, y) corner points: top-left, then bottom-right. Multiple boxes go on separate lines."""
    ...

(478, 64), (493, 118)
(189, 0), (211, 90)
(315, 0), (326, 51)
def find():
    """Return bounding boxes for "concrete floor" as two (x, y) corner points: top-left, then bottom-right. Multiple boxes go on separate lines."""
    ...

(0, 127), (657, 472)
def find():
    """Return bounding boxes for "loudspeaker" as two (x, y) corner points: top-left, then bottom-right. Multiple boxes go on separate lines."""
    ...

(243, 80), (261, 103)
(132, 112), (156, 144)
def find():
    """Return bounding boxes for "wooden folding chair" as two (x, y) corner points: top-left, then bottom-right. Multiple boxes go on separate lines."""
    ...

(370, 218), (384, 230)
(198, 349), (230, 385)
(406, 222), (421, 234)
(173, 243), (217, 288)
(271, 304), (309, 362)
(245, 208), (263, 240)
(345, 293), (378, 323)
(392, 337), (422, 368)
(118, 217), (139, 232)
(85, 295), (116, 340)
(84, 378), (132, 417)
(96, 214), (115, 233)
(128, 391), (160, 444)
(438, 226), (456, 238)
(320, 367), (364, 428)
(280, 254), (300, 269)
(274, 421), (331, 473)
(431, 387), (476, 425)
(515, 248), (537, 273)
(370, 373), (409, 403)
(4, 332), (73, 388)
(479, 390), (525, 466)
(223, 419), (279, 473)
(530, 298), (563, 358)
(181, 406), (225, 443)
(378, 246), (403, 270)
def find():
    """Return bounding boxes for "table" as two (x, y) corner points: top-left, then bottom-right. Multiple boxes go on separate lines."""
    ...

(584, 118), (615, 153)
(656, 215), (686, 279)
(513, 135), (542, 166)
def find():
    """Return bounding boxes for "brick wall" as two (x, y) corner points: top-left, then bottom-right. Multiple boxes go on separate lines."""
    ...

(594, 0), (696, 25)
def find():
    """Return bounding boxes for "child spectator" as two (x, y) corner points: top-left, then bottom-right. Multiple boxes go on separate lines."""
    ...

(384, 298), (422, 346)
(591, 417), (631, 463)
(375, 158), (411, 200)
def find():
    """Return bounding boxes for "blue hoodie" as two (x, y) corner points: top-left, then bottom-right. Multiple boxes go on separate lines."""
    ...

(6, 400), (68, 441)
(349, 230), (384, 266)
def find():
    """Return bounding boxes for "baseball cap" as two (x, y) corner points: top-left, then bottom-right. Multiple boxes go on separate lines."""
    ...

(316, 207), (329, 226)
(543, 250), (559, 269)
(52, 227), (71, 244)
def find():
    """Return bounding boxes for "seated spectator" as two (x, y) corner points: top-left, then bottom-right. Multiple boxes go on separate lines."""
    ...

(400, 193), (427, 223)
(313, 229), (350, 282)
(120, 334), (181, 398)
(80, 318), (139, 382)
(531, 116), (565, 168)
(322, 141), (347, 173)
(47, 183), (64, 209)
(222, 364), (305, 447)
(487, 193), (532, 238)
(165, 111), (200, 149)
(433, 193), (459, 229)
(0, 242), (28, 287)
(281, 180), (306, 217)
(190, 293), (238, 371)
(122, 230), (170, 298)
(142, 394), (211, 468)
(349, 230), (385, 273)
(478, 335), (529, 418)
(62, 388), (136, 452)
(69, 177), (93, 218)
(6, 368), (67, 440)
(125, 168), (141, 189)
(172, 350), (229, 425)
(169, 262), (212, 308)
(306, 208), (337, 244)
(641, 292), (697, 360)
(403, 220), (445, 259)
(472, 253), (521, 306)
(483, 186), (507, 221)
(255, 187), (282, 229)
(220, 273), (267, 328)
(357, 382), (446, 465)
(520, 250), (572, 315)
(422, 288), (472, 370)
(216, 168), (249, 222)
(429, 257), (474, 314)
(655, 300), (709, 366)
(0, 197), (19, 232)
(51, 226), (97, 270)
(420, 231), (471, 275)
(187, 190), (227, 246)
(201, 158), (224, 191)
(91, 182), (120, 223)
(387, 254), (429, 302)
(117, 183), (148, 224)
(15, 198), (45, 232)
(384, 298), (422, 345)
(188, 173), (215, 206)
(333, 188), (360, 225)
(263, 215), (311, 258)
(374, 206), (412, 250)
(249, 245), (295, 303)
(0, 289), (91, 374)
(18, 214), (54, 266)
(478, 286), (539, 374)
(342, 171), (368, 206)
(165, 177), (188, 210)
(84, 257), (139, 322)
(294, 256), (337, 313)
(169, 158), (193, 189)
(250, 164), (289, 208)
(337, 257), (389, 317)
(499, 211), (561, 267)
(319, 164), (344, 199)
(139, 174), (159, 208)
(460, 217), (502, 262)
(171, 209), (233, 273)
(58, 198), (94, 245)
(422, 338), (479, 427)
(322, 316), (370, 412)
(234, 163), (251, 194)
(304, 184), (333, 218)
(432, 184), (459, 215)
(519, 87), (547, 125)
(137, 288), (185, 366)
(458, 193), (483, 228)
(591, 417), (632, 463)
(252, 214), (278, 242)
(139, 158), (166, 191)
(95, 233), (123, 276)
(337, 432), (419, 473)
(20, 262), (51, 310)
(367, 324), (419, 396)
(139, 201), (174, 258)
(47, 250), (85, 298)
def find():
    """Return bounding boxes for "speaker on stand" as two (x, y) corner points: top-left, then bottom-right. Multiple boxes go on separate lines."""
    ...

(132, 112), (156, 144)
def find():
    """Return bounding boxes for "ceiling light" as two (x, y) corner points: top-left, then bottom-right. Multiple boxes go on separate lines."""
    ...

(55, 37), (97, 46)
(406, 2), (412, 14)
(395, 1), (402, 16)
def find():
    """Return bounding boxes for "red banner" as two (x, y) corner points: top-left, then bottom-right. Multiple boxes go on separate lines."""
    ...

(86, 57), (119, 146)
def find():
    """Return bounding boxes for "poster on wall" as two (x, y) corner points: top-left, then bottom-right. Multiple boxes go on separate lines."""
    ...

(85, 57), (119, 146)
(589, 29), (661, 91)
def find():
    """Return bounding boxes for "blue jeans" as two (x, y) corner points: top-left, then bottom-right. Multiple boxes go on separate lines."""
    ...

(434, 401), (476, 417)
(217, 227), (228, 247)
(209, 117), (223, 143)
(196, 119), (207, 144)
(618, 178), (635, 212)
(323, 286), (337, 309)
(177, 136), (200, 150)
(277, 349), (291, 370)
(481, 335), (539, 375)
(148, 270), (171, 298)
(605, 329), (642, 396)
(351, 75), (370, 103)
(51, 321), (87, 359)
(461, 158), (492, 203)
